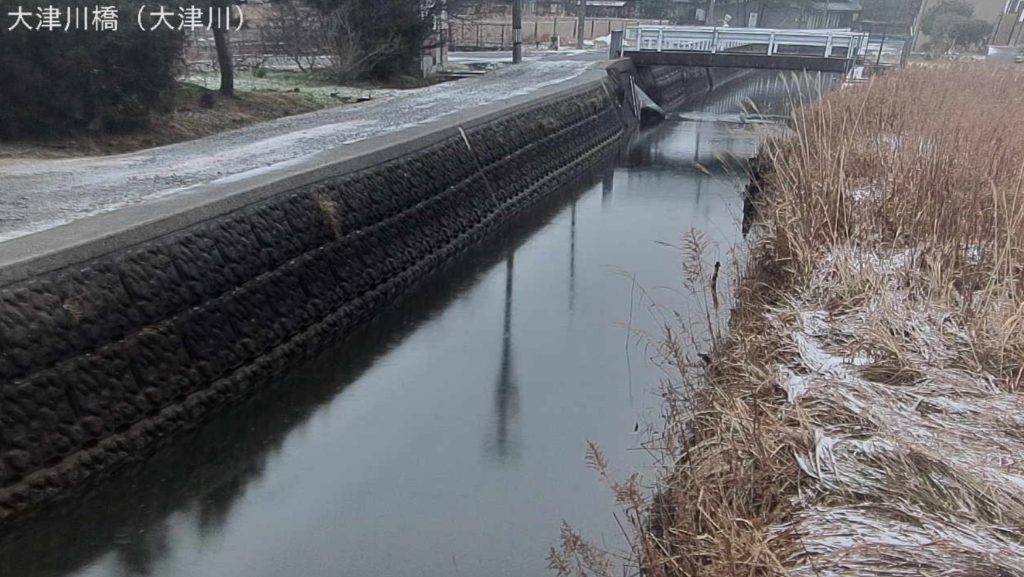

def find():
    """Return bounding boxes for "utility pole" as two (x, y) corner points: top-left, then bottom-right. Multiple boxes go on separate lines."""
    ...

(439, 0), (449, 71)
(994, 0), (1009, 43)
(577, 0), (586, 48)
(513, 0), (523, 63)
(876, 21), (888, 65)
(909, 0), (930, 52)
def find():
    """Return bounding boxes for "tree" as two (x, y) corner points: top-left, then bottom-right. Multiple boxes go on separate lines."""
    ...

(308, 0), (432, 81)
(212, 23), (235, 96)
(0, 0), (184, 137)
(946, 16), (991, 48)
(194, 0), (237, 97)
(259, 0), (331, 72)
(921, 0), (972, 35)
(921, 0), (991, 52)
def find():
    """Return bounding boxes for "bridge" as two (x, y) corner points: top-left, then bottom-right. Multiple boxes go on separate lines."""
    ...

(622, 26), (869, 73)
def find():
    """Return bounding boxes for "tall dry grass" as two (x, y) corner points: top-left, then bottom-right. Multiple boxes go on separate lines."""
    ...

(550, 64), (1024, 577)
(769, 65), (1024, 383)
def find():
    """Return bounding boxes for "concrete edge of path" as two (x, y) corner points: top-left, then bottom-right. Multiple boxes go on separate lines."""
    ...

(0, 64), (613, 287)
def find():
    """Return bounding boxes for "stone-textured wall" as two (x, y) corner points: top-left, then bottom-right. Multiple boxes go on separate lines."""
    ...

(639, 65), (751, 110)
(0, 82), (624, 521)
(643, 65), (709, 109)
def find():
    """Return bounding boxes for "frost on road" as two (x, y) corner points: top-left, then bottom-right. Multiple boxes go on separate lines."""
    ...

(0, 56), (600, 242)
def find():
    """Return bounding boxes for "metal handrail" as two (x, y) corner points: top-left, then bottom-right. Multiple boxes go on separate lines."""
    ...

(624, 25), (869, 59)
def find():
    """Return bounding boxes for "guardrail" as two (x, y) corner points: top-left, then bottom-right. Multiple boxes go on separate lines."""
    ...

(623, 26), (869, 60)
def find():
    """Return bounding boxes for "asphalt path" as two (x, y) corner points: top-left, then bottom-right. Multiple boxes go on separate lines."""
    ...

(0, 50), (605, 242)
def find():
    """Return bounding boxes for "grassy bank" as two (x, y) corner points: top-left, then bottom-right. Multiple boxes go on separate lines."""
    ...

(554, 65), (1024, 576)
(0, 70), (399, 159)
(0, 83), (324, 158)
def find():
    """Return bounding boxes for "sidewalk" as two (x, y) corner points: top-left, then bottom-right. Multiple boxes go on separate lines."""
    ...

(0, 52), (604, 242)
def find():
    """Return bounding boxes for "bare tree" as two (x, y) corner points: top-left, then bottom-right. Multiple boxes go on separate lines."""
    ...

(211, 24), (234, 96)
(259, 0), (329, 72)
(198, 0), (237, 97)
(325, 2), (404, 80)
(292, 0), (438, 81)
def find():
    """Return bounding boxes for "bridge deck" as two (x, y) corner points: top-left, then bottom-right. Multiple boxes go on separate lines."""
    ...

(623, 26), (869, 72)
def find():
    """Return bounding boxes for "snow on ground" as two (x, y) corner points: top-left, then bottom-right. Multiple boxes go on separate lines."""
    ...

(182, 71), (399, 104)
(764, 244), (1024, 577)
(0, 51), (604, 243)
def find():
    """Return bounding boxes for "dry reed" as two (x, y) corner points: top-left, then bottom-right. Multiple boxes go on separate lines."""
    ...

(550, 64), (1024, 577)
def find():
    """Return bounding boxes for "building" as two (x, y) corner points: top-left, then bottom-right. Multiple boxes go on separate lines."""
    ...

(752, 0), (863, 28)
(582, 0), (640, 18)
(450, 0), (638, 19)
(556, 0), (640, 18)
(654, 0), (863, 28)
(805, 0), (862, 27)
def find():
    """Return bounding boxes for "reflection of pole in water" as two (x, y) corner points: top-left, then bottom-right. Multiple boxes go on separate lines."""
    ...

(492, 253), (519, 461)
(695, 165), (705, 204)
(601, 170), (614, 207)
(569, 198), (577, 315)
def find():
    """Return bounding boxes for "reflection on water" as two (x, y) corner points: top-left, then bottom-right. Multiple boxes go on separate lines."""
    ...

(629, 71), (837, 174)
(491, 254), (519, 462)
(569, 199), (577, 314)
(0, 70), (834, 577)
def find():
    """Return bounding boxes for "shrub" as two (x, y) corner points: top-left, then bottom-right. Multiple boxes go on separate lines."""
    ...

(0, 0), (184, 137)
(305, 0), (431, 81)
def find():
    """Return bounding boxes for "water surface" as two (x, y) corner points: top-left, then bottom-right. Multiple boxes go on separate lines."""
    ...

(0, 71), (827, 577)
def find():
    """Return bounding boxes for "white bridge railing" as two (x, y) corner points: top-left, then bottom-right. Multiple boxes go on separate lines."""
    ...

(623, 26), (869, 60)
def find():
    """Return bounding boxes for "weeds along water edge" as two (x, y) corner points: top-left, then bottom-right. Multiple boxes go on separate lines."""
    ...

(551, 64), (1024, 577)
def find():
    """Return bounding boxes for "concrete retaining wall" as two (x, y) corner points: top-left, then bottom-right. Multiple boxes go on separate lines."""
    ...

(638, 65), (753, 110)
(0, 73), (625, 521)
(641, 65), (710, 109)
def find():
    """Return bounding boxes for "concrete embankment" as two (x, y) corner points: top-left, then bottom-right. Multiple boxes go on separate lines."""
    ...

(633, 65), (750, 110)
(0, 60), (716, 521)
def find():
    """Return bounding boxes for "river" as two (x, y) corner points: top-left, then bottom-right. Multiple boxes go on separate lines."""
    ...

(0, 71), (832, 577)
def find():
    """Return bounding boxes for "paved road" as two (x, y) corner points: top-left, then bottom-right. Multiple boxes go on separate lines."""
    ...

(0, 51), (605, 243)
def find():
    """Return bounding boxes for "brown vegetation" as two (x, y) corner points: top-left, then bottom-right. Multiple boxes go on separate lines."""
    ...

(551, 64), (1024, 576)
(0, 86), (325, 158)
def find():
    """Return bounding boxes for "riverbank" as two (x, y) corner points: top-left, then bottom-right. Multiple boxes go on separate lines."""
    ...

(0, 70), (459, 159)
(0, 63), (626, 522)
(0, 84), (327, 159)
(0, 55), (601, 240)
(606, 65), (1024, 576)
(0, 66), (785, 577)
